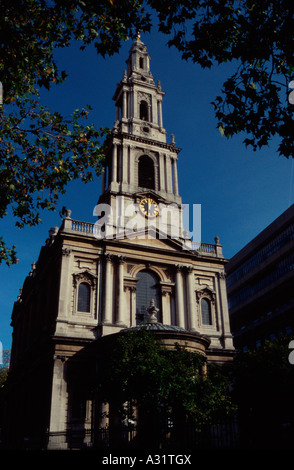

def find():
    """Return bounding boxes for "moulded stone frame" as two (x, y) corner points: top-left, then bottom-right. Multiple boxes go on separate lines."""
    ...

(73, 271), (96, 317)
(196, 287), (217, 329)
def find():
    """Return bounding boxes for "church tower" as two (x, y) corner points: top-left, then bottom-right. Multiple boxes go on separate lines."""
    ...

(97, 36), (182, 239)
(4, 38), (235, 450)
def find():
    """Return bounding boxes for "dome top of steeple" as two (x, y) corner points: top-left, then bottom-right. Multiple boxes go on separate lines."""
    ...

(126, 35), (153, 80)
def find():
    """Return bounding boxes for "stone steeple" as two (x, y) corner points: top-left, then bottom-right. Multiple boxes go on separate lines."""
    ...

(98, 37), (182, 237)
(112, 35), (167, 143)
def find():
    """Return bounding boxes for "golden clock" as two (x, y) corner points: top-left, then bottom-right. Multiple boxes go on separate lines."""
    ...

(139, 197), (159, 218)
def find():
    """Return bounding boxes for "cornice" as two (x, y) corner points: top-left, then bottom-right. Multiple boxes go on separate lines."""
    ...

(112, 131), (181, 153)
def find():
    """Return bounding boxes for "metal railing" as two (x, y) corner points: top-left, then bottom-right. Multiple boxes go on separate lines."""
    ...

(42, 418), (240, 450)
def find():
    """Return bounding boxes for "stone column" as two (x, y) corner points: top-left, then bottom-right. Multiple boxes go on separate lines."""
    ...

(158, 100), (163, 128)
(161, 287), (172, 325)
(122, 90), (127, 119)
(186, 266), (197, 331)
(53, 246), (72, 339)
(217, 272), (234, 349)
(128, 90), (133, 120)
(103, 254), (113, 324)
(175, 265), (185, 328)
(166, 155), (173, 193)
(112, 143), (117, 183)
(116, 256), (126, 325)
(129, 145), (135, 186)
(133, 90), (138, 119)
(172, 157), (179, 195)
(47, 355), (68, 449)
(129, 286), (136, 326)
(122, 145), (128, 184)
(159, 153), (165, 192)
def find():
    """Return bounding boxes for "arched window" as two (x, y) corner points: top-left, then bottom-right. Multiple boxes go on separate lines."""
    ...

(201, 298), (212, 325)
(138, 155), (155, 189)
(77, 282), (91, 312)
(139, 100), (148, 121)
(136, 269), (160, 324)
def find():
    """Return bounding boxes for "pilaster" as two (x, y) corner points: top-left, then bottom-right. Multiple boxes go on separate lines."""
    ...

(47, 355), (68, 449)
(175, 265), (185, 328)
(186, 266), (197, 331)
(103, 253), (113, 324)
(217, 271), (234, 349)
(116, 256), (126, 326)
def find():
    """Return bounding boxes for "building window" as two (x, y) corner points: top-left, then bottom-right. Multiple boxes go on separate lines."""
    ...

(136, 269), (160, 324)
(201, 298), (212, 325)
(138, 155), (155, 189)
(139, 100), (148, 121)
(139, 57), (144, 69)
(77, 282), (91, 313)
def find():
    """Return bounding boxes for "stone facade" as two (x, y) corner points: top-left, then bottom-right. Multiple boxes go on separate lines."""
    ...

(3, 38), (234, 450)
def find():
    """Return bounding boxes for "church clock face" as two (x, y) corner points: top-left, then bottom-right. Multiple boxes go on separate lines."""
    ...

(139, 197), (159, 218)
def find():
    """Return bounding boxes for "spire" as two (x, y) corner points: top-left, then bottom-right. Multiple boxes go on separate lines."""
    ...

(125, 36), (153, 82)
(111, 37), (167, 143)
(98, 38), (183, 237)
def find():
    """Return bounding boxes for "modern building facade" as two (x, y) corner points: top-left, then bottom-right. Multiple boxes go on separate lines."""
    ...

(2, 38), (234, 450)
(226, 204), (294, 351)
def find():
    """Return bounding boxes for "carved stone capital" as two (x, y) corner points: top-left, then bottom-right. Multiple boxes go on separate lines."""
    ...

(62, 248), (71, 257)
(217, 271), (226, 280)
(105, 253), (113, 262)
(175, 264), (183, 272)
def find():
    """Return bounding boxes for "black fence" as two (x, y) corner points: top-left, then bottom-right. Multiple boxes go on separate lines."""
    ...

(40, 416), (241, 451)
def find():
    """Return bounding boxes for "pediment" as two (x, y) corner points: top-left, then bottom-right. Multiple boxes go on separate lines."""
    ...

(105, 225), (194, 253)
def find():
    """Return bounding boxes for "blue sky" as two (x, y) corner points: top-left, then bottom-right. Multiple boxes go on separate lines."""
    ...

(1, 29), (293, 351)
